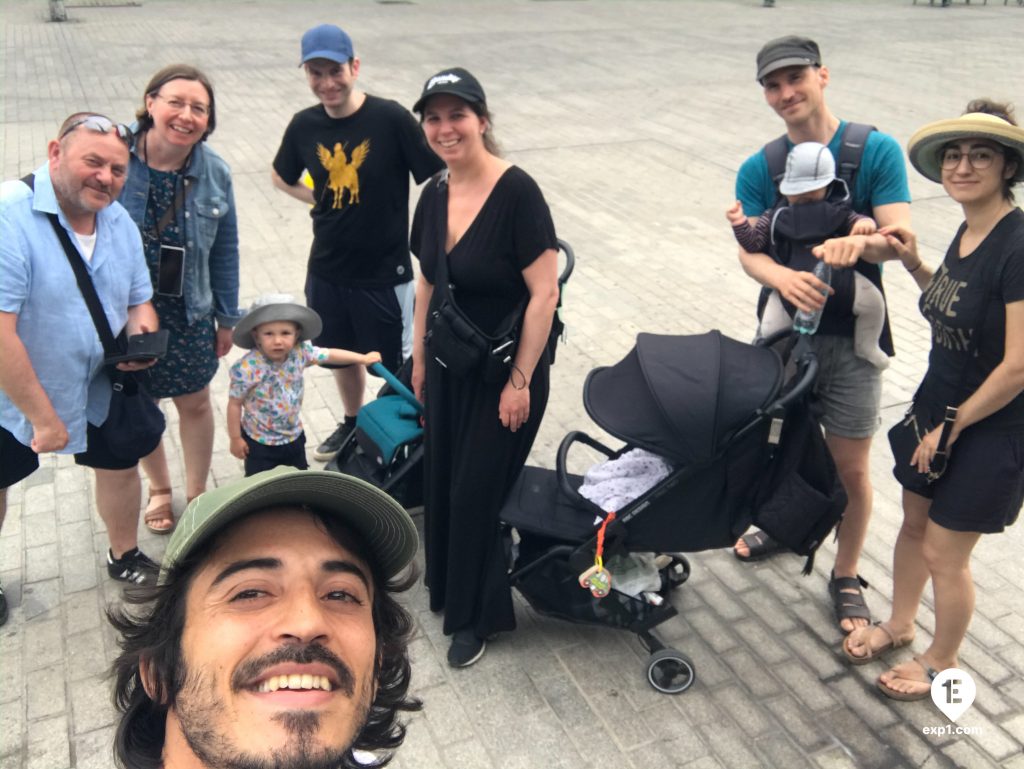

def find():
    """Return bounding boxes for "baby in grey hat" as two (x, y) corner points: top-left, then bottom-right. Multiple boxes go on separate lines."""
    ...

(727, 142), (889, 369)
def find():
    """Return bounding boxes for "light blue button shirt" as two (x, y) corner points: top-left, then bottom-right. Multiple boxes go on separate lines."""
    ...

(0, 164), (152, 453)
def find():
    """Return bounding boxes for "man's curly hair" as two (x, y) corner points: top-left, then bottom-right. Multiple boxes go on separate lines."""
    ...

(107, 507), (421, 769)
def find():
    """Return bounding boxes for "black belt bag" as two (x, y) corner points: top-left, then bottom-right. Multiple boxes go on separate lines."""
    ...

(427, 293), (521, 383)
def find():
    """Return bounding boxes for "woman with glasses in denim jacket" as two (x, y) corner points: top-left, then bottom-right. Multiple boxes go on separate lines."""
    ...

(118, 64), (241, 533)
(841, 100), (1024, 700)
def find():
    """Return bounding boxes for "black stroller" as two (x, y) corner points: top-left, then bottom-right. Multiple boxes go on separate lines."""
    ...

(500, 329), (843, 694)
(327, 239), (576, 509)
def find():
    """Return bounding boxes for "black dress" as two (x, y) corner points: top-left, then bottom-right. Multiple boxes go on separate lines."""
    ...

(411, 166), (558, 637)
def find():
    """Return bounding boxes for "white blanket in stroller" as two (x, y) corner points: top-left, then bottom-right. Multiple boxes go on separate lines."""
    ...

(577, 449), (674, 598)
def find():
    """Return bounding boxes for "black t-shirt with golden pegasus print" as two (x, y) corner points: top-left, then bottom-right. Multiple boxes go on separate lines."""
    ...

(273, 95), (442, 288)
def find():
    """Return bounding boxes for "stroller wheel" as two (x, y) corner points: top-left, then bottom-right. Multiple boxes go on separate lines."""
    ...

(646, 649), (696, 694)
(660, 556), (691, 590)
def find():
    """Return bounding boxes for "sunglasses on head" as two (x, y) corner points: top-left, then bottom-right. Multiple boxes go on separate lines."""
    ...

(60, 115), (131, 145)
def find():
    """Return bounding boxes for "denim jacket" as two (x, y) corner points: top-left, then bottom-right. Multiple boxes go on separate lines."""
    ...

(119, 129), (241, 327)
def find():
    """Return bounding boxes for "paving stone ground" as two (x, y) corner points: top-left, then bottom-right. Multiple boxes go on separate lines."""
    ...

(2, 1), (1023, 767)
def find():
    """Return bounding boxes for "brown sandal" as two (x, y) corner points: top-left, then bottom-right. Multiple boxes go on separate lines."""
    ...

(842, 621), (913, 665)
(144, 487), (175, 534)
(877, 656), (938, 701)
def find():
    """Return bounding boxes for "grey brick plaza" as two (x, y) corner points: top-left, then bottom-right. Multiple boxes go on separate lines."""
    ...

(1, 1), (1023, 767)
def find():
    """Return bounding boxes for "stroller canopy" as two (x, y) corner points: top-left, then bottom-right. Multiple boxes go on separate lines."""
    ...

(583, 331), (783, 465)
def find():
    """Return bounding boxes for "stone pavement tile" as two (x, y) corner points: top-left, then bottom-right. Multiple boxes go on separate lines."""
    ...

(520, 652), (602, 732)
(814, 706), (905, 769)
(25, 665), (64, 721)
(828, 676), (900, 732)
(885, 722), (954, 767)
(709, 683), (774, 738)
(942, 740), (1002, 769)
(389, 714), (443, 769)
(719, 647), (782, 699)
(71, 726), (116, 769)
(958, 635), (1014, 687)
(57, 521), (94, 558)
(691, 577), (747, 624)
(69, 677), (115, 735)
(641, 699), (710, 757)
(419, 682), (477, 747)
(0, 698), (25, 766)
(23, 544), (59, 584)
(685, 608), (740, 655)
(735, 581), (799, 634)
(697, 721), (761, 769)
(59, 552), (99, 595)
(765, 692), (831, 752)
(1002, 713), (1024, 744)
(971, 674), (1016, 719)
(66, 629), (110, 683)
(21, 484), (55, 515)
(731, 617), (790, 666)
(672, 635), (732, 690)
(21, 512), (57, 549)
(0, 537), (23, 573)
(781, 628), (846, 680)
(20, 616), (62, 673)
(752, 732), (815, 769)
(628, 737), (711, 769)
(683, 758), (726, 769)
(439, 738), (493, 769)
(809, 746), (861, 769)
(26, 714), (70, 769)
(775, 661), (840, 713)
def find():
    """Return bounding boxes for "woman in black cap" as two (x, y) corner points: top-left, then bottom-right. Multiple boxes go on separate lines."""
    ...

(410, 68), (560, 667)
(843, 100), (1024, 700)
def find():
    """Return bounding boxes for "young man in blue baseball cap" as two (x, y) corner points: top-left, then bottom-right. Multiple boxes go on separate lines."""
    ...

(271, 24), (443, 465)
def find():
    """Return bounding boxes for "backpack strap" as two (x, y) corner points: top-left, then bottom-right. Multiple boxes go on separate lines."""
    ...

(834, 122), (876, 198)
(764, 134), (790, 194)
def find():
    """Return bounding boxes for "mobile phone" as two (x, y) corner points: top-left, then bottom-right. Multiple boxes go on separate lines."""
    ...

(105, 330), (170, 364)
(157, 244), (185, 297)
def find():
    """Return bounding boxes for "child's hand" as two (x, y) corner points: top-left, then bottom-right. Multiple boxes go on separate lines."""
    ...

(363, 351), (382, 366)
(850, 217), (878, 236)
(726, 201), (747, 227)
(230, 436), (249, 460)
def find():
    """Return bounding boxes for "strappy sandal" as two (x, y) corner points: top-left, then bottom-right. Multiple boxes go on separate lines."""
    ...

(877, 656), (938, 701)
(144, 487), (175, 535)
(842, 621), (913, 665)
(829, 571), (871, 630)
(733, 530), (782, 562)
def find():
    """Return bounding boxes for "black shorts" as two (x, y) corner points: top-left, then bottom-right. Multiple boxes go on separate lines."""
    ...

(305, 273), (403, 372)
(910, 426), (1024, 534)
(243, 430), (308, 476)
(0, 425), (40, 488)
(0, 421), (136, 489)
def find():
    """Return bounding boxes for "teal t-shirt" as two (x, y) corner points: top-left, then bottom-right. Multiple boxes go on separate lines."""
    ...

(735, 120), (911, 217)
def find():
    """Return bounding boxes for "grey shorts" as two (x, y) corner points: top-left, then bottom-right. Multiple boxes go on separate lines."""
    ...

(809, 335), (881, 439)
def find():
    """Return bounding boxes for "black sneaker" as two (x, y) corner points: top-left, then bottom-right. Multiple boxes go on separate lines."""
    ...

(313, 420), (356, 462)
(107, 548), (159, 585)
(447, 630), (486, 668)
(0, 582), (8, 626)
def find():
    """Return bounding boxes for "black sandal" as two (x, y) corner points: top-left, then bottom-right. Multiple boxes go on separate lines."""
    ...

(733, 529), (782, 562)
(829, 571), (871, 630)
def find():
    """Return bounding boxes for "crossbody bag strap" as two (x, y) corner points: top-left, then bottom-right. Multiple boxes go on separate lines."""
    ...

(25, 173), (122, 358)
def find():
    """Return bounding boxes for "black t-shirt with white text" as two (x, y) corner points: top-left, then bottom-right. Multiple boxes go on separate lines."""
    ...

(273, 96), (443, 288)
(918, 208), (1024, 432)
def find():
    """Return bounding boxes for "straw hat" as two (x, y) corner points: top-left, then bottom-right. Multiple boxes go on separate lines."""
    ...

(907, 112), (1024, 183)
(232, 293), (322, 349)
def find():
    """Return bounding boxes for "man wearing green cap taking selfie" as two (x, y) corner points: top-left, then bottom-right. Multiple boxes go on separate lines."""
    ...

(108, 467), (420, 769)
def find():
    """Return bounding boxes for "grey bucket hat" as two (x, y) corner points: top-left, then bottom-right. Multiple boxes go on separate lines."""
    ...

(232, 293), (323, 349)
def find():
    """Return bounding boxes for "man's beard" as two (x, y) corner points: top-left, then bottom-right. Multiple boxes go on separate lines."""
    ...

(173, 643), (374, 769)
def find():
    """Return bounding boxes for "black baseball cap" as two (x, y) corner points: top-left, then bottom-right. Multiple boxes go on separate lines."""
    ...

(412, 67), (486, 114)
(756, 35), (821, 82)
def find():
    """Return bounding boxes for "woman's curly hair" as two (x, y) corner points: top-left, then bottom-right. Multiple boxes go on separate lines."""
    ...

(107, 507), (421, 769)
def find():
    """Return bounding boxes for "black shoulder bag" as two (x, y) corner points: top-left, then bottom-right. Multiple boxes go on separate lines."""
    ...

(25, 174), (166, 461)
(425, 172), (526, 383)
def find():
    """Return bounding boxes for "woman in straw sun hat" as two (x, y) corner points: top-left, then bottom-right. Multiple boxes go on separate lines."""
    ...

(843, 100), (1024, 700)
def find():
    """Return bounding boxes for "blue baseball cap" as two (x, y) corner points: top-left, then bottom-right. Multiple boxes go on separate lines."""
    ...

(300, 24), (354, 66)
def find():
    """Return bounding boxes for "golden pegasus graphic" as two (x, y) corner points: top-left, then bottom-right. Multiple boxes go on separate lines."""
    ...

(316, 139), (371, 209)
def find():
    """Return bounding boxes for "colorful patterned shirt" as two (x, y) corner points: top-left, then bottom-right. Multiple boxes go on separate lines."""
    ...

(228, 341), (328, 445)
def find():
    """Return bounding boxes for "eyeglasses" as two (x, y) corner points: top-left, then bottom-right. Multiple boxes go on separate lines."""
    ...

(939, 146), (1004, 171)
(60, 115), (131, 145)
(153, 94), (210, 118)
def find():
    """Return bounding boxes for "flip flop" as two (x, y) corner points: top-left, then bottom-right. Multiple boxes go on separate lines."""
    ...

(733, 530), (782, 562)
(842, 621), (913, 665)
(877, 656), (938, 701)
(144, 487), (175, 535)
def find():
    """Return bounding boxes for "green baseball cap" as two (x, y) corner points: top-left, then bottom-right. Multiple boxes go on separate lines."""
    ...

(160, 468), (418, 583)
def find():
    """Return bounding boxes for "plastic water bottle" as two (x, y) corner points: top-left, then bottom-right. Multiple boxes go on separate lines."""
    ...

(792, 261), (832, 335)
